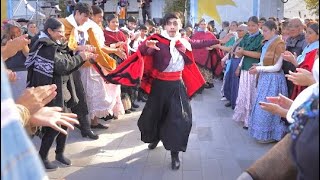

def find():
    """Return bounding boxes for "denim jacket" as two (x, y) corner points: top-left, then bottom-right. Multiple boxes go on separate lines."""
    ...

(1, 61), (48, 180)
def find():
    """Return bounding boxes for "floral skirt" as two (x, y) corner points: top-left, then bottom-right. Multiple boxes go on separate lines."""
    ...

(248, 71), (288, 141)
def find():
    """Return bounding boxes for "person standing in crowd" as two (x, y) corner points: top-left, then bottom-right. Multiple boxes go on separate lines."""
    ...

(185, 26), (194, 38)
(283, 18), (308, 98)
(104, 14), (132, 114)
(207, 20), (219, 38)
(1, 21), (29, 100)
(282, 23), (319, 100)
(219, 21), (230, 40)
(26, 18), (97, 170)
(16, 18), (29, 34)
(26, 21), (38, 40)
(210, 24), (247, 109)
(121, 16), (138, 54)
(140, 0), (152, 24)
(233, 16), (264, 129)
(219, 21), (238, 101)
(258, 17), (267, 29)
(248, 20), (288, 143)
(280, 20), (290, 42)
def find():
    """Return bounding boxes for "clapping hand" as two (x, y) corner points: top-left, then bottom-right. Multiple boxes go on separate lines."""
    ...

(259, 94), (293, 117)
(286, 68), (316, 86)
(30, 107), (79, 135)
(16, 85), (58, 115)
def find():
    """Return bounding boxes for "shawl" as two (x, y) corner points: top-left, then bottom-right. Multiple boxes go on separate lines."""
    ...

(262, 36), (286, 66)
(60, 18), (116, 72)
(191, 31), (224, 76)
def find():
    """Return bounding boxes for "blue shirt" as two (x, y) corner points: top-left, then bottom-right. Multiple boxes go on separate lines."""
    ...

(1, 61), (48, 180)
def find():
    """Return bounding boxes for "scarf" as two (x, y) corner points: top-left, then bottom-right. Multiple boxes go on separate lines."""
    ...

(161, 30), (192, 65)
(297, 41), (319, 65)
(65, 14), (90, 50)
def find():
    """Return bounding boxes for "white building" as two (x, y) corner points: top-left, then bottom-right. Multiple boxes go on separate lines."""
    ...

(284, 0), (318, 19)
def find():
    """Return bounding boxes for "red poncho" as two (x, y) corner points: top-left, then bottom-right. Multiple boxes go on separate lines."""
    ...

(191, 31), (224, 76)
(91, 34), (205, 98)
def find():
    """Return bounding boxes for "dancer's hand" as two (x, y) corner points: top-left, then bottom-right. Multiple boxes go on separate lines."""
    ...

(146, 40), (160, 50)
(115, 48), (127, 60)
(30, 107), (79, 135)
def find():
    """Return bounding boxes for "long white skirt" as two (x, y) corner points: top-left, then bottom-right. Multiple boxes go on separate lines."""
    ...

(80, 66), (124, 120)
(233, 70), (257, 127)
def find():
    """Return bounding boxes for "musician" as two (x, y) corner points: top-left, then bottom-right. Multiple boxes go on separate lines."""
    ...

(139, 0), (152, 24)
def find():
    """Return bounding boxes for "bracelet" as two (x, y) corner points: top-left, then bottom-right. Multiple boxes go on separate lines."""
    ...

(16, 104), (31, 126)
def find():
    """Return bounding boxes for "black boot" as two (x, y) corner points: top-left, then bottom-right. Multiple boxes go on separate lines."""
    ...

(148, 140), (160, 150)
(55, 152), (71, 166)
(125, 110), (131, 114)
(101, 114), (114, 121)
(171, 151), (180, 170)
(42, 158), (58, 170)
(81, 130), (99, 140)
(132, 103), (140, 108)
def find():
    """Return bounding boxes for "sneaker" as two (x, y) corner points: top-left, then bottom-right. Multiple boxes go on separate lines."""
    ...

(220, 97), (227, 101)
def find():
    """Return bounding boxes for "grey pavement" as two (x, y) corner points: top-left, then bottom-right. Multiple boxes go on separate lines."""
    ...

(32, 81), (275, 180)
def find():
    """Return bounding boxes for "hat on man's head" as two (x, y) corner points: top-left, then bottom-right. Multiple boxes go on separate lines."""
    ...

(16, 18), (29, 23)
(127, 16), (137, 23)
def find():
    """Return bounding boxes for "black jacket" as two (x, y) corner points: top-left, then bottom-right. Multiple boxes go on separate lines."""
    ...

(26, 37), (85, 110)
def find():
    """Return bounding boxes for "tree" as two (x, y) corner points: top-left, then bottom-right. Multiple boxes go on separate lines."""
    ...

(164, 0), (191, 26)
(304, 0), (319, 15)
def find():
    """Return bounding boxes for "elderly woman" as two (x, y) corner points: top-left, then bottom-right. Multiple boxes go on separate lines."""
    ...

(1, 20), (29, 100)
(210, 24), (247, 109)
(26, 18), (96, 170)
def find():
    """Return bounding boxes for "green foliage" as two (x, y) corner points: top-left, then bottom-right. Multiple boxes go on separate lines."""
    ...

(164, 0), (191, 26)
(304, 0), (319, 15)
(59, 0), (68, 18)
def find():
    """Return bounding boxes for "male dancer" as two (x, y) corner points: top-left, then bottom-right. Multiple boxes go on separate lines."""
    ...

(59, 3), (116, 139)
(99, 12), (220, 170)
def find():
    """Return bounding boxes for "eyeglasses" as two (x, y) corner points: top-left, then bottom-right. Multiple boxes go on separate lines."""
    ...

(54, 30), (65, 34)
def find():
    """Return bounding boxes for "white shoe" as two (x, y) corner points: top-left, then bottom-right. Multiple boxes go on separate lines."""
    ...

(220, 97), (227, 101)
